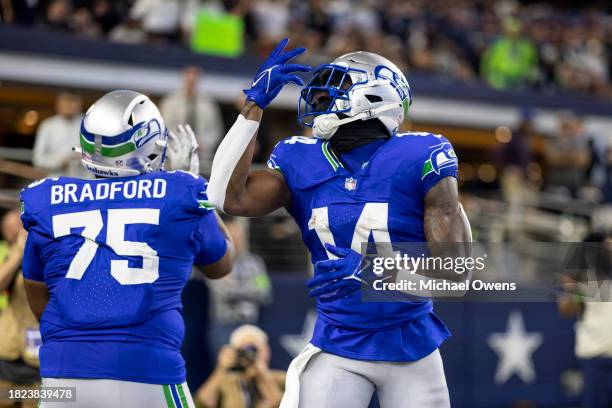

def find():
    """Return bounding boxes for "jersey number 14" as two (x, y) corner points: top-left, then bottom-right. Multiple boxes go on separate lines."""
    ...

(310, 203), (391, 259)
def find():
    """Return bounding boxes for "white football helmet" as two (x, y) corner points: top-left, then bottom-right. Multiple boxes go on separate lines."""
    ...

(79, 90), (168, 177)
(298, 51), (412, 139)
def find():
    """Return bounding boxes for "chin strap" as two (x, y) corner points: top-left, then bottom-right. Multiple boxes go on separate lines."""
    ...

(313, 102), (402, 140)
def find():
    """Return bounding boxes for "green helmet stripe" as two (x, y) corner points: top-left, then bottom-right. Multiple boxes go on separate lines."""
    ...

(80, 133), (136, 157)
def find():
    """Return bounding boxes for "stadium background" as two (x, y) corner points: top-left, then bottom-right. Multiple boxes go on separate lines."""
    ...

(0, 0), (611, 407)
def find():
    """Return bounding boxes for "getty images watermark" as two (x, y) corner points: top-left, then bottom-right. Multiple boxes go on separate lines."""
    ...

(357, 242), (612, 302)
(370, 251), (516, 293)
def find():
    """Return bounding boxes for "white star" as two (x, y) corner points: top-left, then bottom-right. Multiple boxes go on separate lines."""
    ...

(280, 310), (317, 357)
(487, 310), (543, 384)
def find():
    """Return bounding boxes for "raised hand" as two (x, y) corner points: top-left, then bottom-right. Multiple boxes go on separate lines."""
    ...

(165, 124), (199, 175)
(244, 38), (311, 109)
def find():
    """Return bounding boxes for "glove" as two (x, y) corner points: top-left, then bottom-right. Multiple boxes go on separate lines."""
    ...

(307, 243), (366, 302)
(244, 38), (311, 109)
(165, 124), (199, 175)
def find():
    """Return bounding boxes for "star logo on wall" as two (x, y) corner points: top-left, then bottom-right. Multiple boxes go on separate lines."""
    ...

(487, 310), (543, 384)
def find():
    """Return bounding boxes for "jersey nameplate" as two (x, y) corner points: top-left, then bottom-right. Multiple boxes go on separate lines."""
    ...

(50, 178), (167, 204)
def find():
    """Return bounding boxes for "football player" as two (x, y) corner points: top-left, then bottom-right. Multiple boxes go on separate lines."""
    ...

(20, 90), (234, 408)
(208, 39), (471, 407)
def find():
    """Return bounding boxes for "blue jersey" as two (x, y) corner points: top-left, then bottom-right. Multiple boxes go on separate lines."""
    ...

(268, 132), (458, 361)
(20, 171), (226, 384)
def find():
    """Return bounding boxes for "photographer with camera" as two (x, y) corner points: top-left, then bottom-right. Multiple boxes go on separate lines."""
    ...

(196, 325), (284, 408)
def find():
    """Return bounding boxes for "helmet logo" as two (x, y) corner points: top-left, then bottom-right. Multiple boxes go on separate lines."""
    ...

(134, 119), (161, 148)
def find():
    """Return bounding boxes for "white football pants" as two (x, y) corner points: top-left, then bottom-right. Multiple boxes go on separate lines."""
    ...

(40, 378), (195, 408)
(298, 348), (450, 408)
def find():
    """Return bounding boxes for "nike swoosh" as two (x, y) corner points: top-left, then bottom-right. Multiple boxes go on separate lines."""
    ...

(251, 65), (278, 93)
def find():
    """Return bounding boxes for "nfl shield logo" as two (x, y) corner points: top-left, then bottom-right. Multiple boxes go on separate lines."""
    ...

(344, 177), (357, 191)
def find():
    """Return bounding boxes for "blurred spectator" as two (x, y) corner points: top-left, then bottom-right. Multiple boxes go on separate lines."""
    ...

(430, 37), (476, 81)
(72, 7), (102, 38)
(40, 0), (72, 32)
(108, 17), (147, 44)
(499, 107), (535, 171)
(0, 0), (36, 25)
(304, 0), (332, 41)
(558, 232), (612, 408)
(32, 92), (87, 178)
(252, 0), (290, 42)
(160, 65), (224, 168)
(496, 108), (538, 212)
(129, 0), (181, 43)
(556, 25), (609, 96)
(0, 209), (40, 406)
(481, 18), (538, 90)
(0, 210), (23, 291)
(92, 0), (120, 34)
(586, 131), (612, 204)
(208, 217), (272, 354)
(196, 324), (284, 408)
(542, 111), (591, 196)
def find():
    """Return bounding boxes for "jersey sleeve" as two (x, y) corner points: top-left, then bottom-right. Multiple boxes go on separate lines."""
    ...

(172, 171), (215, 214)
(419, 135), (459, 197)
(193, 212), (227, 265)
(175, 172), (227, 265)
(22, 232), (45, 282)
(267, 136), (323, 193)
(267, 140), (287, 175)
(20, 180), (45, 231)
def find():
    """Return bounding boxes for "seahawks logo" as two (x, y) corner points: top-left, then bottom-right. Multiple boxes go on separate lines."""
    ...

(134, 119), (161, 148)
(422, 142), (457, 179)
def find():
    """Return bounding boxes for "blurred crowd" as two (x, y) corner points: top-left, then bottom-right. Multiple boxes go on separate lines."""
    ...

(1, 0), (611, 97)
(495, 108), (612, 206)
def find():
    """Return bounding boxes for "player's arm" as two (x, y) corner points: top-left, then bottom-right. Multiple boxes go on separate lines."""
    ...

(423, 176), (472, 281)
(24, 279), (49, 321)
(207, 38), (309, 217)
(21, 232), (49, 320)
(223, 101), (291, 217)
(196, 213), (234, 279)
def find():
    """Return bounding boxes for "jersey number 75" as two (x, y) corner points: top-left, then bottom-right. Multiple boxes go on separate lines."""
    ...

(52, 208), (159, 285)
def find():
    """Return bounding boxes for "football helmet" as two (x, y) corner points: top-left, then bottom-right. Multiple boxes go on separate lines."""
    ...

(298, 51), (412, 139)
(78, 90), (168, 177)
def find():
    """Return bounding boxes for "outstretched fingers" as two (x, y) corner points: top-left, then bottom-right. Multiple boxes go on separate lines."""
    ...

(283, 74), (305, 87)
(278, 46), (307, 64)
(183, 124), (199, 150)
(309, 280), (345, 298)
(271, 38), (289, 58)
(282, 63), (312, 73)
